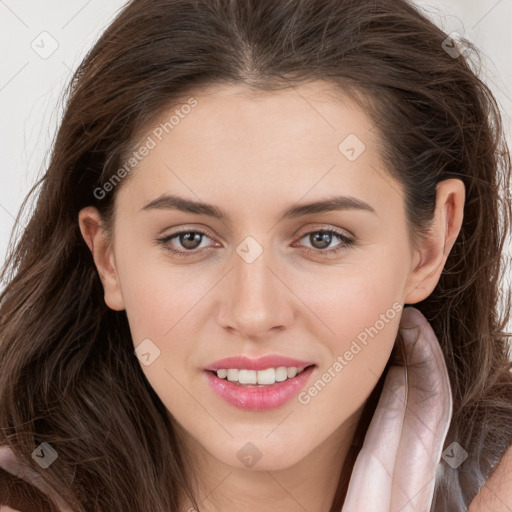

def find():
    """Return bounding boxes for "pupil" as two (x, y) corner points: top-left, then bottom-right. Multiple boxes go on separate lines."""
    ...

(311, 231), (331, 249)
(181, 232), (202, 249)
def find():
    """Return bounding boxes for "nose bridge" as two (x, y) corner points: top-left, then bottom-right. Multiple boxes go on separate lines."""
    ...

(218, 234), (293, 337)
(235, 246), (273, 303)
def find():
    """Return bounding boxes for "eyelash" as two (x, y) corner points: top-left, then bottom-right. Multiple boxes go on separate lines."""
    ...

(156, 227), (354, 259)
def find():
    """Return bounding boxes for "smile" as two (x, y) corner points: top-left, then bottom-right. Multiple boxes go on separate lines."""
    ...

(204, 364), (316, 411)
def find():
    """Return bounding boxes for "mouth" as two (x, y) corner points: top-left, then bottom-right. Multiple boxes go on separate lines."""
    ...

(204, 364), (317, 411)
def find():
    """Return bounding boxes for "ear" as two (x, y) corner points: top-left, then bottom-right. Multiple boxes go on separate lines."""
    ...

(78, 206), (125, 311)
(404, 178), (465, 304)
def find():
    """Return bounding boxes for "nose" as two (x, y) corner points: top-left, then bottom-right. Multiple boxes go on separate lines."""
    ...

(217, 244), (295, 340)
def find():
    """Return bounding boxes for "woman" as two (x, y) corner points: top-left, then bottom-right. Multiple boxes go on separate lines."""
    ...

(0, 0), (511, 510)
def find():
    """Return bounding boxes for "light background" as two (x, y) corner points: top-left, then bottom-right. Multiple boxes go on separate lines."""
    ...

(0, 1), (511, 332)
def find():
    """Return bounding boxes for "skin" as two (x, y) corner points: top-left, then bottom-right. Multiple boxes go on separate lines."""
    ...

(79, 81), (465, 512)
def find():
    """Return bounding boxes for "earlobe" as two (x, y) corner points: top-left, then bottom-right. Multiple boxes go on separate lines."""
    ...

(404, 178), (465, 304)
(78, 206), (125, 311)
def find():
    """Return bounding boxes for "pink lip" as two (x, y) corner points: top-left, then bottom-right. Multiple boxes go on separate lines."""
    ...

(204, 364), (316, 411)
(204, 355), (315, 372)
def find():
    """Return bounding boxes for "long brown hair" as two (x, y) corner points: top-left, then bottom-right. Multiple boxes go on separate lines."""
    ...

(1, 0), (511, 510)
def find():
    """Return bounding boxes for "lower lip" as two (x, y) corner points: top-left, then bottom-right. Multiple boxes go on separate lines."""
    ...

(204, 366), (315, 411)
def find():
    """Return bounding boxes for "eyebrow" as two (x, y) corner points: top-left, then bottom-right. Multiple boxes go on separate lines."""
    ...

(140, 193), (376, 219)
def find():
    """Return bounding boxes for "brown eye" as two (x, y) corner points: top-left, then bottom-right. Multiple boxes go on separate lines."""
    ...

(156, 227), (354, 259)
(309, 231), (334, 249)
(295, 228), (354, 257)
(179, 231), (204, 250)
(157, 229), (217, 258)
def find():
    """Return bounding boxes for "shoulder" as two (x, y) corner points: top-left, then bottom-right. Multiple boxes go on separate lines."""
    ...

(468, 443), (512, 511)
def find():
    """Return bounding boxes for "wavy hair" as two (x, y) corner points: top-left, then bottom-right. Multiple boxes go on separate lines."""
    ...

(1, 0), (511, 510)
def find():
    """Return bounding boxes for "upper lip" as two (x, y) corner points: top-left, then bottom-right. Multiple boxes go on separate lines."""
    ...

(204, 355), (316, 372)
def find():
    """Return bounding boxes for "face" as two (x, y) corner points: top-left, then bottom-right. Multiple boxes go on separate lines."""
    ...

(86, 81), (423, 472)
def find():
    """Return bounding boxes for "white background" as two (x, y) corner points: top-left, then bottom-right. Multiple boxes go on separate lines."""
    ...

(1, 1), (511, 331)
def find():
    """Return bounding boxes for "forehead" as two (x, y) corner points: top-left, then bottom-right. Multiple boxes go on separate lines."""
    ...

(171, 81), (374, 150)
(115, 81), (403, 220)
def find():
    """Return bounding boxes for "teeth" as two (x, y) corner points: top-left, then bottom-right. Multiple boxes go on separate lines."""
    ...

(238, 369), (257, 385)
(227, 369), (239, 382)
(275, 367), (288, 382)
(257, 368), (276, 385)
(215, 366), (308, 385)
(287, 367), (298, 378)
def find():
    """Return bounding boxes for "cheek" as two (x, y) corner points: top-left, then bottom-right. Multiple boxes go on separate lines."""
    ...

(117, 243), (216, 344)
(117, 254), (218, 410)
(290, 259), (404, 405)
(295, 299), (400, 438)
(289, 255), (405, 344)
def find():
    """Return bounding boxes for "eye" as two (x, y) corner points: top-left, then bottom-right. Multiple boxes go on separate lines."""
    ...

(156, 229), (218, 258)
(293, 228), (354, 257)
(156, 227), (354, 259)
